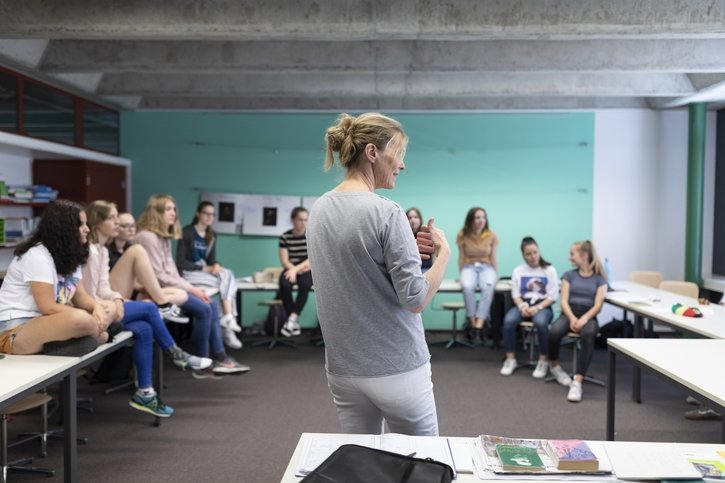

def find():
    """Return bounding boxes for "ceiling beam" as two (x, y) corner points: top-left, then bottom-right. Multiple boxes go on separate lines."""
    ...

(2, 0), (725, 41)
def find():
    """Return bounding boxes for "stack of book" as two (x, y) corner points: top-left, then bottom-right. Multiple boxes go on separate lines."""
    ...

(476, 435), (609, 475)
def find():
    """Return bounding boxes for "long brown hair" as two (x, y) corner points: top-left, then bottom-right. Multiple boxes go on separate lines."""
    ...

(86, 200), (116, 245)
(137, 194), (182, 239)
(462, 207), (489, 239)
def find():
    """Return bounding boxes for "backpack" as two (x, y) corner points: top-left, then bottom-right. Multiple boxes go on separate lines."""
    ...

(89, 346), (135, 383)
(265, 303), (288, 336)
(595, 318), (633, 348)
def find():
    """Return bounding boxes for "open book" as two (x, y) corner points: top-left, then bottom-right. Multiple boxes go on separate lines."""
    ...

(295, 433), (456, 477)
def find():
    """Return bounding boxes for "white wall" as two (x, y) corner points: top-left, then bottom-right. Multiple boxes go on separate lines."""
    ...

(593, 109), (718, 324)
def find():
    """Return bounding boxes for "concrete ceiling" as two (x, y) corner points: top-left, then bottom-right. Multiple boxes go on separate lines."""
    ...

(1, 0), (725, 112)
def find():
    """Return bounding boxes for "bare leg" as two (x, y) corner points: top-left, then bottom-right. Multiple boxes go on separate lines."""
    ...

(110, 244), (171, 304)
(11, 309), (105, 355)
(138, 287), (188, 306)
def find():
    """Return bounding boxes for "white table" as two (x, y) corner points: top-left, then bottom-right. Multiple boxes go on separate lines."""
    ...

(0, 331), (133, 482)
(606, 338), (725, 442)
(606, 281), (725, 339)
(280, 432), (725, 482)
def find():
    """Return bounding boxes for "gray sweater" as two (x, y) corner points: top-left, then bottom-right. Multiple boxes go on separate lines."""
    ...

(307, 191), (430, 377)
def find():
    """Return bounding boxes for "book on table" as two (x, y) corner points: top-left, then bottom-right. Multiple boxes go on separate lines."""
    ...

(476, 435), (612, 475)
(495, 444), (545, 472)
(545, 439), (599, 471)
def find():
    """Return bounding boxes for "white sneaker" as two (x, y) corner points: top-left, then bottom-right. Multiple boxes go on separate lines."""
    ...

(290, 320), (302, 336)
(222, 327), (242, 349)
(280, 321), (293, 337)
(532, 360), (549, 379)
(550, 365), (572, 387)
(220, 314), (242, 333)
(567, 380), (583, 402)
(159, 304), (189, 324)
(499, 358), (517, 376)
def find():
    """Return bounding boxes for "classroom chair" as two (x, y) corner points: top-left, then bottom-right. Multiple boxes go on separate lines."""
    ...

(430, 301), (474, 349)
(1, 393), (55, 483)
(627, 270), (663, 336)
(515, 321), (539, 370)
(628, 270), (662, 288)
(659, 280), (699, 299)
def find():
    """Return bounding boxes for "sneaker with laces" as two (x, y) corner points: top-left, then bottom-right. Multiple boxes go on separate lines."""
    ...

(222, 327), (243, 349)
(129, 393), (174, 417)
(684, 406), (722, 420)
(280, 320), (294, 337)
(532, 360), (549, 379)
(212, 357), (251, 375)
(192, 367), (223, 380)
(685, 395), (700, 406)
(567, 380), (583, 402)
(499, 358), (517, 376)
(220, 314), (242, 333)
(170, 347), (213, 371)
(290, 320), (302, 336)
(159, 304), (189, 324)
(550, 365), (572, 387)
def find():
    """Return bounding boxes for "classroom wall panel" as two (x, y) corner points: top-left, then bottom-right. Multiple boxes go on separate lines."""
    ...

(121, 112), (594, 329)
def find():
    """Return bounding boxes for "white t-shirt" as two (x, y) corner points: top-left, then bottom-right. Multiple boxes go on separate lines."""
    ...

(510, 263), (559, 305)
(0, 244), (83, 322)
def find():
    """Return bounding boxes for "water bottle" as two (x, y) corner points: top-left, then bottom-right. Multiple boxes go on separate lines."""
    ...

(604, 258), (613, 282)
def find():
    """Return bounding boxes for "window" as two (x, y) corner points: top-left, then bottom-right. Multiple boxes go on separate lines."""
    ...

(0, 70), (18, 132)
(83, 102), (119, 155)
(23, 80), (76, 146)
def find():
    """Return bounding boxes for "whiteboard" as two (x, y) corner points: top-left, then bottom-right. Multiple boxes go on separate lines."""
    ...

(200, 191), (246, 235)
(242, 194), (301, 236)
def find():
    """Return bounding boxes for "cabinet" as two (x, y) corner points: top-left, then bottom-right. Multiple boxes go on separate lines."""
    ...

(32, 159), (127, 211)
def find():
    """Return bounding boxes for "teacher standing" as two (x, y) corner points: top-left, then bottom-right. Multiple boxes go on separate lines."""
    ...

(307, 112), (451, 436)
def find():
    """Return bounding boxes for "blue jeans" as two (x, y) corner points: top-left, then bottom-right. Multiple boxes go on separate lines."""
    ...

(121, 300), (175, 389)
(460, 263), (497, 320)
(326, 362), (438, 436)
(501, 306), (553, 355)
(181, 294), (223, 358)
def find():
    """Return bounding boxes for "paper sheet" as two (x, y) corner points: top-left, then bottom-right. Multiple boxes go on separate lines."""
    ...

(604, 442), (702, 480)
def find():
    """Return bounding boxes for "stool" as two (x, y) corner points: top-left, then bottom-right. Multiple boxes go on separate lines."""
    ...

(517, 321), (538, 369)
(431, 301), (474, 349)
(1, 393), (55, 483)
(546, 332), (606, 386)
(252, 299), (296, 350)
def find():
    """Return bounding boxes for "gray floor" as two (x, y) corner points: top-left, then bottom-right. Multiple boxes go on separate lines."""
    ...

(6, 332), (721, 482)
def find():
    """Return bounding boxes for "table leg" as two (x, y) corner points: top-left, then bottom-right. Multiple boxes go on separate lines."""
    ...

(236, 290), (243, 328)
(62, 374), (77, 482)
(607, 349), (616, 440)
(632, 315), (642, 403)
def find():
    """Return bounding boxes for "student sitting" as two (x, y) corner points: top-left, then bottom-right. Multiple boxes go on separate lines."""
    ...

(547, 240), (608, 402)
(135, 194), (249, 377)
(406, 207), (432, 272)
(500, 236), (558, 378)
(106, 211), (189, 323)
(84, 200), (214, 417)
(278, 207), (313, 337)
(0, 200), (111, 356)
(176, 201), (243, 349)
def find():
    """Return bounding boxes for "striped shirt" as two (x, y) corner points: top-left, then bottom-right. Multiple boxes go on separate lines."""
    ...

(279, 229), (308, 265)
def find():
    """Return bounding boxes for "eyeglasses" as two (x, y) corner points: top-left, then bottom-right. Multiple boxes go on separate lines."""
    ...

(119, 223), (136, 229)
(200, 212), (216, 217)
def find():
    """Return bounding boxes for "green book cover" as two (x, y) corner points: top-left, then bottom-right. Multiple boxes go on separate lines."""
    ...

(495, 444), (546, 472)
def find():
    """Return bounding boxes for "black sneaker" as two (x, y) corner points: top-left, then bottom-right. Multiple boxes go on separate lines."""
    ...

(107, 321), (124, 342)
(43, 336), (99, 357)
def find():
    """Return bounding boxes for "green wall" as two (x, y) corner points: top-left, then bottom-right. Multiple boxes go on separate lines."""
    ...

(121, 112), (594, 329)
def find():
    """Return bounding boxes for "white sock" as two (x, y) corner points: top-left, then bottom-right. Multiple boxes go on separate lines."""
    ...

(138, 387), (156, 398)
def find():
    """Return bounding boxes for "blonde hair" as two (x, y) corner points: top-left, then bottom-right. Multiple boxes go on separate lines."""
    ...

(86, 200), (117, 244)
(137, 194), (182, 239)
(324, 112), (407, 172)
(574, 240), (605, 278)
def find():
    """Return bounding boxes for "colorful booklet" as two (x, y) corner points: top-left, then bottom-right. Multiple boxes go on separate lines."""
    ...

(495, 444), (545, 472)
(546, 439), (599, 471)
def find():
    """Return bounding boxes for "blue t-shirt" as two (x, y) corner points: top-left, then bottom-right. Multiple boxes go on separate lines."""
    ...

(191, 231), (208, 264)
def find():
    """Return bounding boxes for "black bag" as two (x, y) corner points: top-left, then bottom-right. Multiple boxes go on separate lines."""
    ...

(595, 318), (633, 348)
(90, 346), (134, 382)
(265, 303), (287, 336)
(301, 444), (454, 483)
